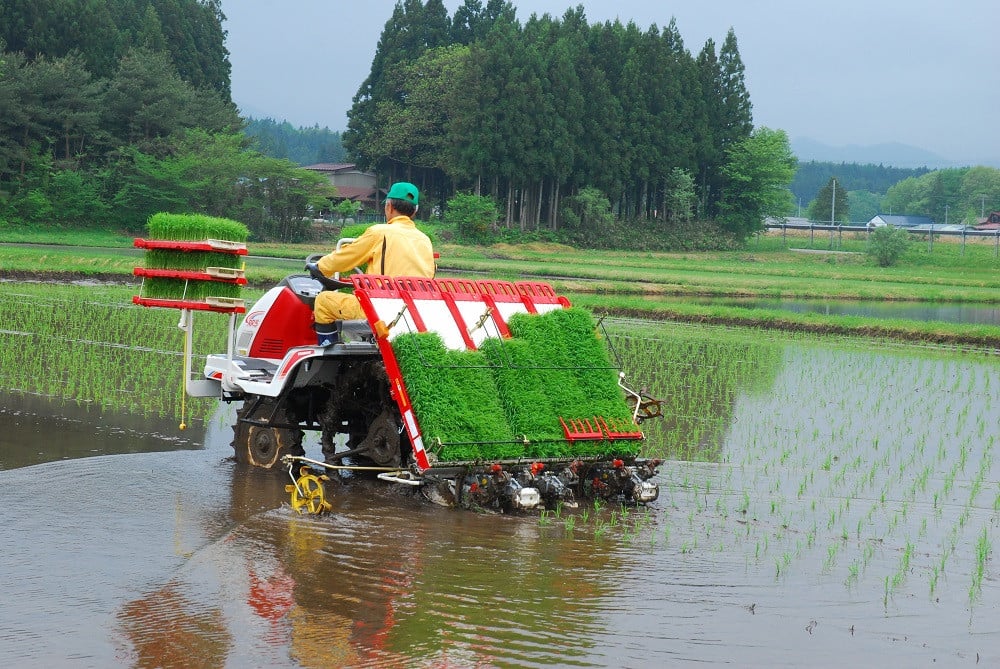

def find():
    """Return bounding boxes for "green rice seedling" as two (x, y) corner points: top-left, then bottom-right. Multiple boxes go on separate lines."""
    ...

(144, 249), (244, 271)
(891, 541), (914, 591)
(411, 307), (643, 460)
(824, 543), (839, 571)
(479, 337), (565, 452)
(971, 527), (990, 603)
(146, 212), (250, 242)
(140, 214), (248, 302)
(391, 332), (512, 461)
(0, 284), (233, 423)
(142, 277), (242, 301)
(847, 561), (860, 584)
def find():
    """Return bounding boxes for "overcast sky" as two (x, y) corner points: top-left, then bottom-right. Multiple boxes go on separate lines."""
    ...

(223, 0), (998, 166)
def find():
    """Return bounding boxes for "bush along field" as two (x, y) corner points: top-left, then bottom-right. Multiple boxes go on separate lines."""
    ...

(391, 307), (640, 463)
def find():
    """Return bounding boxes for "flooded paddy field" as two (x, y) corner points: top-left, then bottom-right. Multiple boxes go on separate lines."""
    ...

(2, 284), (1000, 667)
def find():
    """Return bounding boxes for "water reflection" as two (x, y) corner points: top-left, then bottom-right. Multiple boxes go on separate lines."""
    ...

(111, 461), (624, 668)
(0, 391), (206, 470)
(3, 344), (1000, 666)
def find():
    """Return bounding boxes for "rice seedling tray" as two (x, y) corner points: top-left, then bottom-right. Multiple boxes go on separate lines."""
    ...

(133, 238), (248, 254)
(133, 267), (247, 285)
(131, 295), (246, 313)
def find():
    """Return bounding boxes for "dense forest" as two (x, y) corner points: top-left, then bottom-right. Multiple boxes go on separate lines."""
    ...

(2, 0), (996, 244)
(0, 0), (335, 241)
(243, 118), (346, 166)
(0, 0), (797, 244)
(0, 0), (231, 94)
(790, 162), (929, 207)
(343, 0), (797, 237)
(881, 167), (1000, 225)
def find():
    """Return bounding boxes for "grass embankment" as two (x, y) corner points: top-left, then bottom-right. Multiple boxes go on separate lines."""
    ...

(3, 226), (1000, 347)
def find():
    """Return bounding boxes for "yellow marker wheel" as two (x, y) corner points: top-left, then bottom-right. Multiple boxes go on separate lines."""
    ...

(284, 467), (332, 515)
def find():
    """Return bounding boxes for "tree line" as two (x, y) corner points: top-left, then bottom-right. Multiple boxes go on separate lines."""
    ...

(882, 167), (1000, 225)
(0, 0), (231, 95)
(791, 162), (930, 208)
(0, 0), (800, 245)
(344, 0), (796, 239)
(794, 165), (1000, 225)
(0, 0), (335, 241)
(243, 118), (346, 166)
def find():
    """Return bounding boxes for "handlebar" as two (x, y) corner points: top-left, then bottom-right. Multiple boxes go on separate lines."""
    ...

(305, 240), (362, 291)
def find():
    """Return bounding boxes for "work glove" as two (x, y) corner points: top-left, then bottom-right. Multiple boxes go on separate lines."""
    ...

(305, 262), (324, 280)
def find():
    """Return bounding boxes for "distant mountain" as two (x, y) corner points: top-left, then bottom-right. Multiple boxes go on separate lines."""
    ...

(791, 138), (954, 169)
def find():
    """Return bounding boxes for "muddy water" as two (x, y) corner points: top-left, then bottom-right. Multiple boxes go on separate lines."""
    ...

(2, 346), (1000, 667)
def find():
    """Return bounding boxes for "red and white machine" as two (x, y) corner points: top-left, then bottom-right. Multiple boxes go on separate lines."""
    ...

(180, 250), (662, 512)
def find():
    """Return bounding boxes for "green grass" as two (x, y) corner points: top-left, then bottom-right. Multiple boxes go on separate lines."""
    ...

(4, 226), (1000, 347)
(0, 224), (134, 247)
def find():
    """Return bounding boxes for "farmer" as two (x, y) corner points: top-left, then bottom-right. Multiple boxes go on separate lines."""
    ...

(308, 181), (435, 345)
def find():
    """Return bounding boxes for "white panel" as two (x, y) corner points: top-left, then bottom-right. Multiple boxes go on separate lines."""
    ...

(368, 295), (466, 349)
(534, 303), (564, 314)
(496, 302), (530, 324)
(455, 300), (504, 347)
(412, 300), (466, 350)
(367, 297), (410, 338)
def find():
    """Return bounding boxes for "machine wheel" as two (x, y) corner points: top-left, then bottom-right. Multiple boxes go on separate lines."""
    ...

(232, 396), (304, 469)
(285, 468), (332, 515)
(355, 408), (402, 467)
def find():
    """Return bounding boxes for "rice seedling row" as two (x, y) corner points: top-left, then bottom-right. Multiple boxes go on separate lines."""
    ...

(597, 321), (1000, 615)
(0, 284), (242, 423)
(6, 281), (1000, 621)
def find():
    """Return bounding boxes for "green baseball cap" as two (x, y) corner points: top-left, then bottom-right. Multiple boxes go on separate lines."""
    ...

(385, 181), (419, 205)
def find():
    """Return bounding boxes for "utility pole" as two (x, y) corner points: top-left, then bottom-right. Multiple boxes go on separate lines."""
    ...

(831, 179), (836, 224)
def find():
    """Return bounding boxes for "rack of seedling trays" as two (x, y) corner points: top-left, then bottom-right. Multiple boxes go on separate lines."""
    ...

(133, 213), (249, 313)
(132, 213), (250, 402)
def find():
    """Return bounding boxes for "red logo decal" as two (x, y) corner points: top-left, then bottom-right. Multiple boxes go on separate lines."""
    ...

(244, 310), (265, 328)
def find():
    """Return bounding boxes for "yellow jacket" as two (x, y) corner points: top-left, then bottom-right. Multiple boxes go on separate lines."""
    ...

(317, 216), (435, 278)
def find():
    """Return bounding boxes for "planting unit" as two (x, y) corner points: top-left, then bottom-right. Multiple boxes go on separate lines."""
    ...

(137, 237), (663, 513)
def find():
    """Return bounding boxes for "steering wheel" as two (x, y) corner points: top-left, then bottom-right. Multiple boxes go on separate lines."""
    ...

(305, 254), (361, 291)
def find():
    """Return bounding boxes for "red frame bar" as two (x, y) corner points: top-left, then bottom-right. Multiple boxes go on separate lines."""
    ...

(350, 274), (397, 296)
(132, 295), (245, 313)
(597, 417), (644, 441)
(559, 417), (604, 441)
(353, 289), (432, 471)
(133, 238), (247, 255)
(515, 281), (572, 311)
(133, 267), (246, 285)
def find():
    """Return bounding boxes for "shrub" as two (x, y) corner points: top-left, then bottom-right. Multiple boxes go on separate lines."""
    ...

(560, 186), (613, 232)
(442, 192), (500, 244)
(867, 225), (910, 267)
